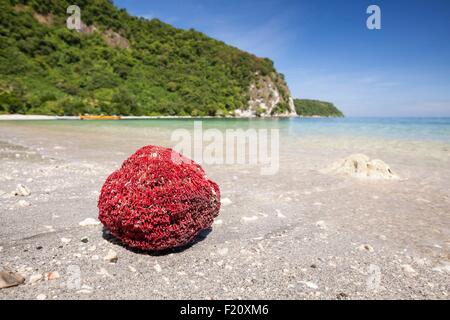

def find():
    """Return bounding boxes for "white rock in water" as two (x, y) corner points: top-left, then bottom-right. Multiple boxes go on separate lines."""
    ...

(79, 218), (100, 227)
(15, 184), (31, 196)
(221, 198), (232, 207)
(104, 249), (118, 263)
(322, 154), (399, 180)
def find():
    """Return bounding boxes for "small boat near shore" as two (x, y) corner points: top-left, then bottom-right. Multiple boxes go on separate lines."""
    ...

(80, 115), (122, 120)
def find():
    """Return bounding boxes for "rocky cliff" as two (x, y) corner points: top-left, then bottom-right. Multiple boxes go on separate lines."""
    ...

(241, 72), (296, 117)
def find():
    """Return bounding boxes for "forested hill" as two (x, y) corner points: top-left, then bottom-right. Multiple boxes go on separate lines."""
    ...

(0, 0), (296, 117)
(294, 99), (344, 117)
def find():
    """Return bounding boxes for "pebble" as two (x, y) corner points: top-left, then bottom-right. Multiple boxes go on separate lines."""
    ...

(36, 294), (46, 300)
(61, 238), (71, 244)
(77, 289), (92, 294)
(14, 184), (31, 196)
(221, 198), (232, 207)
(401, 264), (417, 275)
(43, 225), (55, 232)
(313, 202), (323, 206)
(217, 248), (229, 256)
(0, 270), (25, 288)
(242, 216), (258, 222)
(359, 244), (374, 252)
(154, 263), (162, 273)
(104, 249), (118, 263)
(79, 218), (100, 227)
(276, 209), (286, 218)
(29, 273), (43, 284)
(81, 237), (89, 243)
(432, 262), (450, 274)
(45, 271), (60, 281)
(17, 200), (31, 207)
(299, 281), (319, 289)
(128, 266), (137, 273)
(315, 220), (327, 230)
(97, 268), (113, 278)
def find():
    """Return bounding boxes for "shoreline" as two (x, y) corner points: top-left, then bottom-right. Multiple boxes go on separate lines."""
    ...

(0, 114), (299, 121)
(0, 114), (351, 121)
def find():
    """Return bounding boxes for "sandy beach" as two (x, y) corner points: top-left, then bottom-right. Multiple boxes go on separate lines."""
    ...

(0, 119), (449, 299)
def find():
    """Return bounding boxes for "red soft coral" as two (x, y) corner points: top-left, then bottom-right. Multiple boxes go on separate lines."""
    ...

(98, 145), (220, 251)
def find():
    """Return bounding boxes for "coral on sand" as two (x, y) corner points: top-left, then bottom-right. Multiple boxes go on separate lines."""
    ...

(98, 145), (220, 251)
(322, 154), (399, 180)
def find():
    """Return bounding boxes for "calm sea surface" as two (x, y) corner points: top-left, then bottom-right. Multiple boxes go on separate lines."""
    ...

(12, 117), (450, 144)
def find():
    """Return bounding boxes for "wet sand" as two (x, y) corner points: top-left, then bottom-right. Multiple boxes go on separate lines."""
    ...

(0, 120), (449, 299)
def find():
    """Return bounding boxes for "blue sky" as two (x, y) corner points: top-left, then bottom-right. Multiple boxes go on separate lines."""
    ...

(113, 0), (450, 116)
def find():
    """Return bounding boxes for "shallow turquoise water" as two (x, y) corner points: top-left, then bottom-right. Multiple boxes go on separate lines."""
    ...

(287, 117), (450, 143)
(6, 117), (450, 143)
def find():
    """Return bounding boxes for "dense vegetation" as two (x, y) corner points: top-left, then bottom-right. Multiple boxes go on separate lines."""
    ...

(0, 0), (292, 116)
(294, 99), (344, 117)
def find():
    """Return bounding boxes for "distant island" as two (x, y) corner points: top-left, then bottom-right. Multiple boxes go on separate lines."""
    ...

(294, 99), (344, 117)
(0, 0), (296, 118)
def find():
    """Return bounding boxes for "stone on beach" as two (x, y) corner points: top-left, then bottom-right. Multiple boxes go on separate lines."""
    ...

(104, 249), (118, 263)
(0, 270), (25, 289)
(14, 184), (31, 196)
(79, 218), (100, 227)
(322, 154), (399, 180)
(29, 273), (43, 284)
(299, 281), (319, 289)
(17, 199), (31, 207)
(401, 264), (417, 275)
(45, 271), (60, 281)
(315, 220), (327, 230)
(220, 197), (232, 207)
(359, 244), (374, 252)
(154, 263), (162, 273)
(276, 209), (286, 218)
(242, 216), (258, 222)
